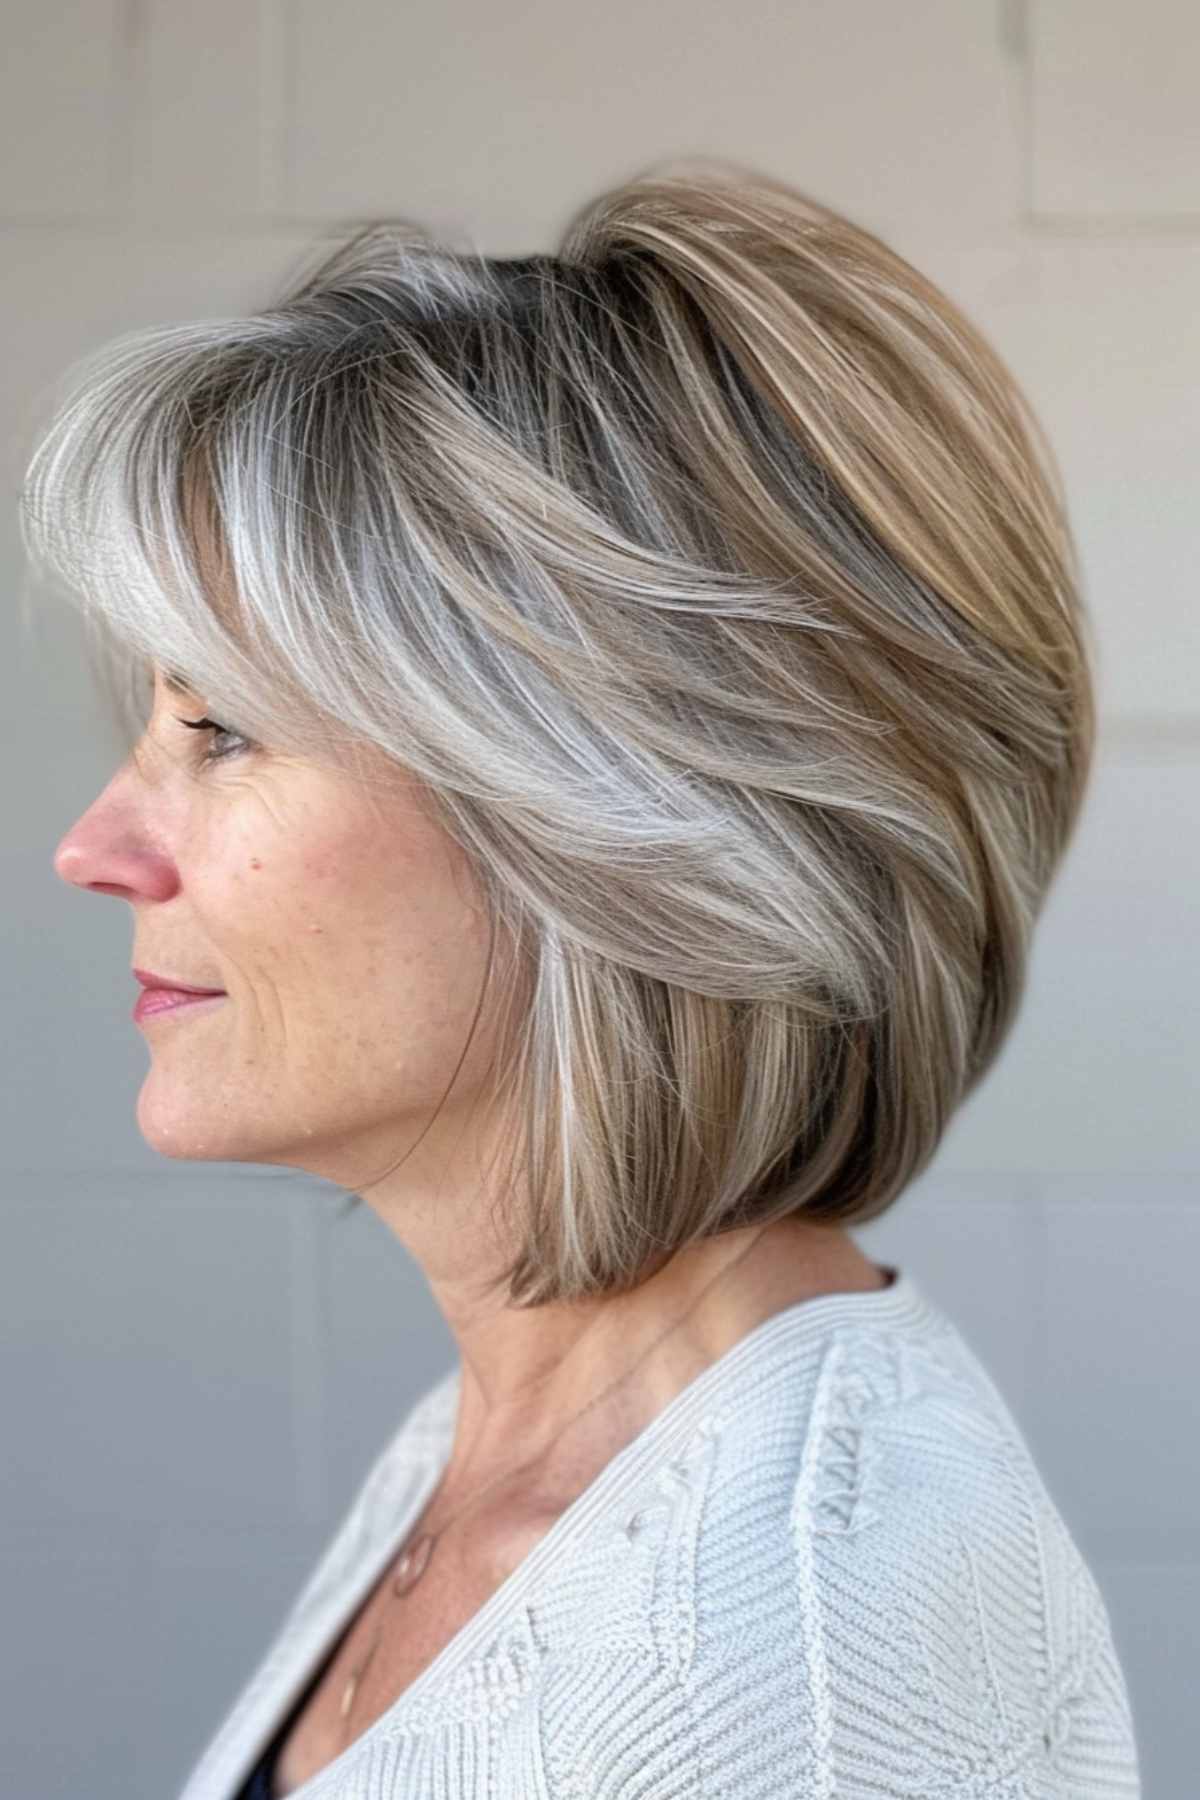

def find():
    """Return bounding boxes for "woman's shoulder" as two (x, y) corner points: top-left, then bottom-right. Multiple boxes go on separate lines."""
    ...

(703, 1298), (1104, 1645)
(538, 1298), (1140, 1796)
(688, 1302), (1141, 1792)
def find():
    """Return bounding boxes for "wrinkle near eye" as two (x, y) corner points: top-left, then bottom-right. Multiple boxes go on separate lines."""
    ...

(131, 731), (173, 784)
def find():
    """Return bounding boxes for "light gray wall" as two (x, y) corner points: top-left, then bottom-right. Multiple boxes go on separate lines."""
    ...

(3, 3), (1196, 1795)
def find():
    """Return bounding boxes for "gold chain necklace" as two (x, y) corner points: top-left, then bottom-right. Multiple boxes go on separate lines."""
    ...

(336, 1226), (771, 1724)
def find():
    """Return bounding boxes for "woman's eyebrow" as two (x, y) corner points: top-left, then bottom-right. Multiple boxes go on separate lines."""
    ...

(161, 670), (194, 697)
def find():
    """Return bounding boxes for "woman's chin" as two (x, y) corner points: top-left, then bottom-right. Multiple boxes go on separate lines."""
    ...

(135, 1088), (239, 1161)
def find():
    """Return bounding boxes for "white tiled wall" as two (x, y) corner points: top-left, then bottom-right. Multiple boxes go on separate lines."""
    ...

(3, 3), (1195, 1795)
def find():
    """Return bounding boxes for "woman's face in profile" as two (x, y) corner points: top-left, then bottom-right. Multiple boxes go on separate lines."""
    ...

(52, 668), (500, 1189)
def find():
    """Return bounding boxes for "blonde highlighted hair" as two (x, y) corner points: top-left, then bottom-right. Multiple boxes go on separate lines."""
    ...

(20, 158), (1094, 1306)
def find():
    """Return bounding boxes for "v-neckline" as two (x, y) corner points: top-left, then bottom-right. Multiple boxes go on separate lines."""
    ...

(230, 1264), (929, 1798)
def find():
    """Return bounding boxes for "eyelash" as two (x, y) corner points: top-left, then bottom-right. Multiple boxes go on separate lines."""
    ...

(175, 715), (253, 766)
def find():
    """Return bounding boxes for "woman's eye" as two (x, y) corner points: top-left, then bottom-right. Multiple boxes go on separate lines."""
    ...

(175, 714), (254, 766)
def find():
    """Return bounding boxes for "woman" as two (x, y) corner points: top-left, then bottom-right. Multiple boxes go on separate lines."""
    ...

(25, 161), (1139, 1797)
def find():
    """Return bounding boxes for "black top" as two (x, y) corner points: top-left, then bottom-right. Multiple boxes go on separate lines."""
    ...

(232, 1570), (371, 1798)
(231, 1650), (328, 1800)
(233, 1728), (283, 1800)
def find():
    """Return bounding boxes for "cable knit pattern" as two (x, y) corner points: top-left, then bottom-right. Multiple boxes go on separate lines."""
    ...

(176, 1271), (1140, 1798)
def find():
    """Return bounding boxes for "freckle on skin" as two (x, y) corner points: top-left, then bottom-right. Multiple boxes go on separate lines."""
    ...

(249, 857), (261, 870)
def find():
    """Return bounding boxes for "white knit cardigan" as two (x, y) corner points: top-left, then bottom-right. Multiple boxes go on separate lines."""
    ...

(176, 1268), (1141, 1798)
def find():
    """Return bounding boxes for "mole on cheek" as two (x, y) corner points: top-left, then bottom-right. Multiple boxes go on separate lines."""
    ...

(249, 858), (262, 870)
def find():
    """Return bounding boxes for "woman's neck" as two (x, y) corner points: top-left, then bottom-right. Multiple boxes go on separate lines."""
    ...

(431, 1217), (886, 1502)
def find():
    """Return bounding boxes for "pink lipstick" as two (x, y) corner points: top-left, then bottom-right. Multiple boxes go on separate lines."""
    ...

(133, 988), (227, 1023)
(132, 966), (226, 1024)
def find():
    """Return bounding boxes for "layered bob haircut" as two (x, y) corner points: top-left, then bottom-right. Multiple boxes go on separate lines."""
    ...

(20, 159), (1094, 1307)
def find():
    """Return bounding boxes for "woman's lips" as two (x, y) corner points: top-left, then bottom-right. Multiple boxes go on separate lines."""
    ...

(133, 988), (227, 1023)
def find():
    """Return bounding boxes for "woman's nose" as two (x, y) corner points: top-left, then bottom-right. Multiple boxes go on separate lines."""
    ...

(53, 783), (179, 902)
